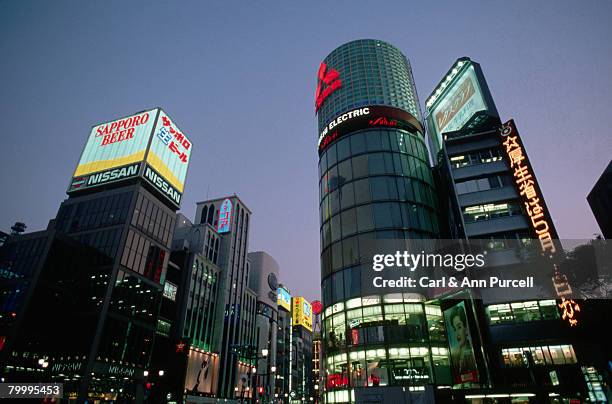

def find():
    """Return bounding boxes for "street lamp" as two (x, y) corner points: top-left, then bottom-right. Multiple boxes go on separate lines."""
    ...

(261, 348), (269, 358)
(270, 366), (276, 373)
(158, 370), (164, 376)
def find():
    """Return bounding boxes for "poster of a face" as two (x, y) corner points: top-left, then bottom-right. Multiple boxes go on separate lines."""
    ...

(443, 302), (479, 384)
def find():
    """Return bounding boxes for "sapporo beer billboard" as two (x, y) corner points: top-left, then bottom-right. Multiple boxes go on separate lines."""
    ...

(68, 108), (192, 208)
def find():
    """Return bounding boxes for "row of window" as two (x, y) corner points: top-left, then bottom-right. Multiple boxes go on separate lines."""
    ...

(486, 300), (560, 324)
(324, 344), (451, 392)
(502, 344), (577, 367)
(321, 215), (439, 277)
(184, 258), (218, 349)
(131, 192), (175, 247)
(56, 192), (132, 234)
(463, 201), (522, 223)
(321, 176), (438, 228)
(449, 148), (504, 169)
(321, 153), (434, 206)
(74, 227), (121, 259)
(319, 130), (429, 179)
(455, 174), (512, 195)
(120, 229), (167, 283)
(324, 302), (446, 352)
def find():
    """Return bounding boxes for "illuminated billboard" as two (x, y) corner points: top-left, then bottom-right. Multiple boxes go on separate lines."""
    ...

(431, 65), (486, 135)
(68, 108), (192, 208)
(217, 199), (233, 233)
(317, 105), (423, 155)
(72, 109), (157, 179)
(443, 301), (479, 385)
(425, 58), (499, 155)
(292, 296), (313, 331)
(277, 287), (291, 311)
(184, 348), (219, 397)
(146, 110), (191, 194)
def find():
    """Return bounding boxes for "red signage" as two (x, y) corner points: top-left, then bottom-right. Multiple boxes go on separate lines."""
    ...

(318, 105), (423, 154)
(326, 373), (349, 389)
(96, 112), (150, 146)
(315, 62), (342, 113)
(312, 300), (323, 315)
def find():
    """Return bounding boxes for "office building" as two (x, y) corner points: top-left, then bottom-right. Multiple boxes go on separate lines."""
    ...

(148, 212), (222, 403)
(194, 196), (258, 399)
(0, 108), (192, 401)
(316, 39), (447, 403)
(425, 58), (611, 402)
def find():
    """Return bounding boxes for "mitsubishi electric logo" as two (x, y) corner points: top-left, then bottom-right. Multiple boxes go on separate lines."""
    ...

(315, 62), (342, 113)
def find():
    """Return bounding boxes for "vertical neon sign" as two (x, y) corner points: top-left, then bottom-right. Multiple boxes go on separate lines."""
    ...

(217, 199), (232, 233)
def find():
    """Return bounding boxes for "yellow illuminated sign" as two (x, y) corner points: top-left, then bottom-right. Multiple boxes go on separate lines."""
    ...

(292, 297), (313, 332)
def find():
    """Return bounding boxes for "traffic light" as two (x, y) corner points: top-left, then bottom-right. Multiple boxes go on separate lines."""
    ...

(144, 382), (152, 400)
(258, 386), (264, 394)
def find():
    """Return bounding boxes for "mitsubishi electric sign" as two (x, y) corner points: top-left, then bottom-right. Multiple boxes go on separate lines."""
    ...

(68, 108), (192, 209)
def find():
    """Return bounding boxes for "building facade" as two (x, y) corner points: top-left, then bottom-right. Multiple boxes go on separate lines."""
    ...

(316, 39), (444, 403)
(0, 109), (191, 402)
(248, 251), (280, 402)
(194, 196), (258, 399)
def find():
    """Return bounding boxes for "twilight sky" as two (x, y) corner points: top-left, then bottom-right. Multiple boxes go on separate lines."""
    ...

(1, 1), (610, 302)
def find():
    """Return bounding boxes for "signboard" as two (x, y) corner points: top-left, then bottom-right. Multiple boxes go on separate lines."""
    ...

(317, 105), (423, 154)
(292, 296), (313, 331)
(146, 110), (191, 194)
(315, 62), (342, 113)
(277, 287), (291, 311)
(184, 348), (218, 396)
(68, 108), (192, 209)
(499, 120), (558, 251)
(443, 302), (479, 385)
(500, 119), (580, 326)
(217, 199), (233, 233)
(72, 109), (156, 180)
(431, 65), (487, 135)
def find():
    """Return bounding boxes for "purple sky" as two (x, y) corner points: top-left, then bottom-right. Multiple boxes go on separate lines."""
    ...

(1, 1), (611, 302)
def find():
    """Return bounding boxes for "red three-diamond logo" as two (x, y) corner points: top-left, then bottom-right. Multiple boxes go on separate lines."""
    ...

(315, 62), (342, 112)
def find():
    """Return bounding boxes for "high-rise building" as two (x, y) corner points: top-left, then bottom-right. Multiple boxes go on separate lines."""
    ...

(587, 160), (612, 239)
(148, 212), (222, 403)
(194, 196), (258, 399)
(316, 39), (446, 403)
(0, 108), (193, 401)
(426, 57), (553, 248)
(424, 58), (612, 402)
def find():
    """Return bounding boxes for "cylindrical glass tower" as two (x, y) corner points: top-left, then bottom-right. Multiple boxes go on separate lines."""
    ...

(317, 40), (449, 403)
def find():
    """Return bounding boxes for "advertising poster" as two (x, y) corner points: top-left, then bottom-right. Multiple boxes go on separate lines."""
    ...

(277, 287), (291, 311)
(73, 109), (157, 178)
(443, 301), (479, 384)
(184, 349), (219, 396)
(432, 65), (486, 135)
(146, 110), (192, 194)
